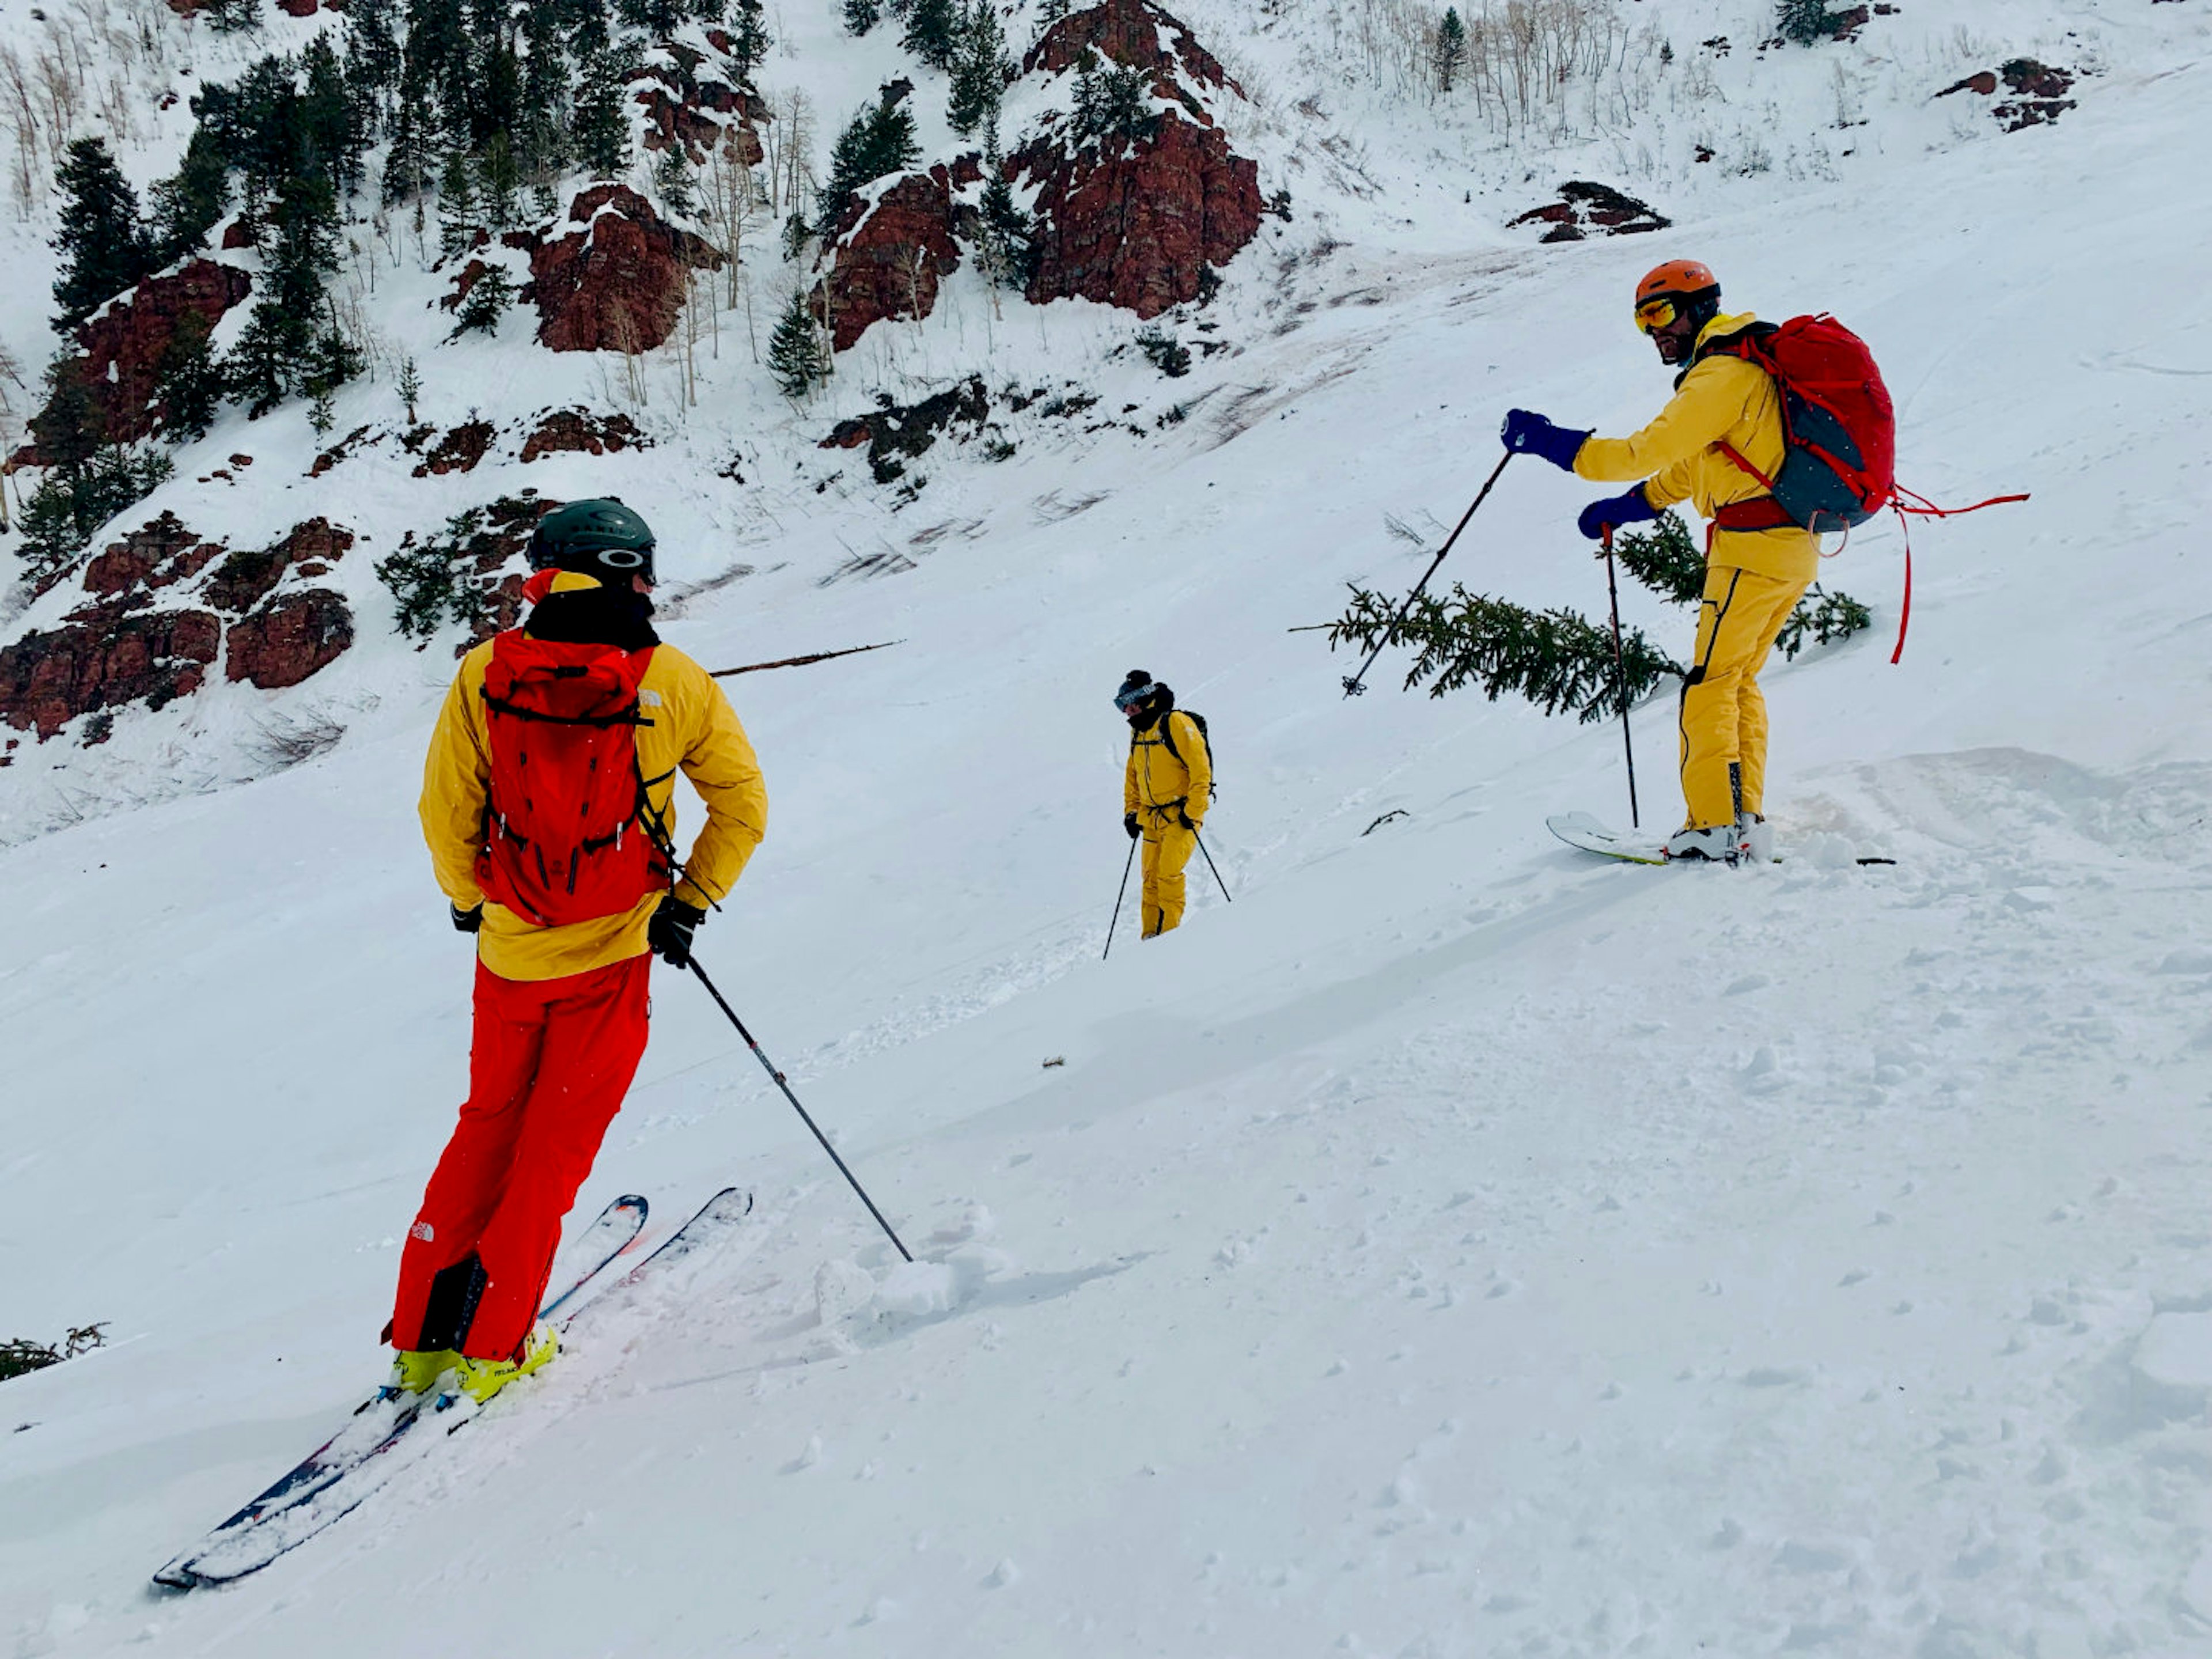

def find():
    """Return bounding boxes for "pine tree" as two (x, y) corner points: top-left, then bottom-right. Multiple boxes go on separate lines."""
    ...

(1323, 510), (1870, 713)
(154, 311), (222, 440)
(816, 92), (920, 238)
(438, 149), (483, 260)
(397, 354), (423, 423)
(843, 0), (880, 36)
(654, 149), (697, 218)
(51, 138), (153, 333)
(766, 287), (828, 397)
(479, 133), (522, 229)
(301, 36), (365, 200)
(200, 0), (261, 35)
(948, 0), (1011, 136)
(1776, 0), (1842, 46)
(902, 0), (961, 71)
(724, 0), (769, 77)
(448, 265), (515, 338)
(1069, 48), (1154, 146)
(976, 119), (1032, 289)
(618, 0), (683, 37)
(574, 52), (632, 179)
(149, 129), (230, 266)
(1433, 7), (1467, 94)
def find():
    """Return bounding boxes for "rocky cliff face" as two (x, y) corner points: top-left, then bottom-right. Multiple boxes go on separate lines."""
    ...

(525, 184), (725, 354)
(815, 0), (1262, 349)
(0, 516), (357, 740)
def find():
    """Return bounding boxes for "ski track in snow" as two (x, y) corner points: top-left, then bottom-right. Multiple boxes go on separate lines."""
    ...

(4, 0), (2212, 1653)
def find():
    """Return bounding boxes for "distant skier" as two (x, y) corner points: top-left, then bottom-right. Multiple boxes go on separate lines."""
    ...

(392, 499), (767, 1403)
(1117, 670), (1211, 937)
(1500, 259), (1821, 863)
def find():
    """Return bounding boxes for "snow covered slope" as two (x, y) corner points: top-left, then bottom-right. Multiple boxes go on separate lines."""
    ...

(5, 0), (2212, 1654)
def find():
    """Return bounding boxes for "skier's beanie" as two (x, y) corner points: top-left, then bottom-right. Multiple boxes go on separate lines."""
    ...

(1116, 669), (1154, 707)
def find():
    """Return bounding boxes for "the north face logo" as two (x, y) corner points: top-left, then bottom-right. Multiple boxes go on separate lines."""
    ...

(410, 1220), (435, 1243)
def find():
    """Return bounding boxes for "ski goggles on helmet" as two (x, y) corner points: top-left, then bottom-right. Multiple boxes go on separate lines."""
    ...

(1114, 683), (1156, 713)
(1635, 295), (1683, 335)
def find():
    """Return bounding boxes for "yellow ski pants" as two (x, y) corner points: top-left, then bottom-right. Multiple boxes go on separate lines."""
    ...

(1679, 563), (1810, 830)
(1140, 820), (1198, 938)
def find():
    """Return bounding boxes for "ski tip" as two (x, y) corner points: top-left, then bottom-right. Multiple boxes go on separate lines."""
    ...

(150, 1561), (204, 1593)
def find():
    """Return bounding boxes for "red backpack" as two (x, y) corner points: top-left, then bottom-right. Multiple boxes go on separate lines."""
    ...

(1707, 315), (1896, 533)
(474, 634), (672, 928)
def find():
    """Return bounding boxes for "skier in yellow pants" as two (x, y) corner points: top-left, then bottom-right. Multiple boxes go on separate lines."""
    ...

(1116, 670), (1211, 937)
(1499, 259), (1819, 862)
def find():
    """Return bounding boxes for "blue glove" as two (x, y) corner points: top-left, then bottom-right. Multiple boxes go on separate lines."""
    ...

(1577, 487), (1660, 541)
(1499, 409), (1590, 471)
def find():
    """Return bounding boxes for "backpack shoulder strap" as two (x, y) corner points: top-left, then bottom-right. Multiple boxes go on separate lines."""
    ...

(1158, 714), (1183, 766)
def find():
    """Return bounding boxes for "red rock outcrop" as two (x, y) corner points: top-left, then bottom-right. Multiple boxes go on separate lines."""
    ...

(815, 170), (965, 351)
(0, 608), (221, 738)
(22, 260), (253, 457)
(0, 516), (356, 738)
(631, 44), (764, 164)
(525, 185), (724, 354)
(412, 420), (497, 477)
(1014, 113), (1260, 318)
(520, 408), (648, 461)
(1509, 181), (1670, 243)
(1937, 59), (2077, 130)
(1008, 0), (1262, 320)
(276, 0), (319, 15)
(1024, 0), (1240, 101)
(225, 590), (352, 689)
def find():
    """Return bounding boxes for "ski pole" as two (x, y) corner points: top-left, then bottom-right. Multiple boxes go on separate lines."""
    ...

(1103, 835), (1138, 960)
(1342, 451), (1514, 698)
(1194, 830), (1233, 904)
(1600, 527), (1641, 830)
(687, 956), (913, 1263)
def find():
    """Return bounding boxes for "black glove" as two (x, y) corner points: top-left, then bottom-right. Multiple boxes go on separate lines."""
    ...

(1124, 811), (1141, 840)
(1175, 808), (1196, 832)
(450, 903), (482, 934)
(647, 897), (706, 968)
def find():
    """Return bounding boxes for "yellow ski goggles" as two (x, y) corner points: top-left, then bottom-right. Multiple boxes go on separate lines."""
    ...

(1635, 295), (1683, 334)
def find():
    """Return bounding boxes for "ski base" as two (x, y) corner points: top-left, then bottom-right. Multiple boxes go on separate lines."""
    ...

(1547, 811), (1669, 865)
(153, 1187), (749, 1591)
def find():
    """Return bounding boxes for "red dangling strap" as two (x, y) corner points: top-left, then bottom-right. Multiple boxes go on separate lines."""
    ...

(1880, 486), (2030, 662)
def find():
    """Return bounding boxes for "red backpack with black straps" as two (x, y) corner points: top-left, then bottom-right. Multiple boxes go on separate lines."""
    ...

(474, 634), (673, 928)
(1707, 315), (1896, 534)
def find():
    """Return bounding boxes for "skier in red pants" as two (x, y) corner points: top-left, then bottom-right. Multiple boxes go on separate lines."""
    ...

(389, 499), (767, 1403)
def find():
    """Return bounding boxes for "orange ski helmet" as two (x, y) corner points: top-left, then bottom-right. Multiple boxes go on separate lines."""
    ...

(1634, 259), (1720, 334)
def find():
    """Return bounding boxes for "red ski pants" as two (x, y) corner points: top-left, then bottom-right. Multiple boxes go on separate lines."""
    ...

(391, 954), (651, 1361)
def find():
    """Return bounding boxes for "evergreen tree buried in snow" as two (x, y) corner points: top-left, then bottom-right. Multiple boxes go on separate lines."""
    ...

(767, 287), (829, 398)
(902, 0), (961, 71)
(654, 148), (698, 219)
(843, 0), (881, 36)
(51, 137), (153, 333)
(948, 0), (1012, 136)
(1433, 8), (1467, 94)
(1776, 0), (1846, 45)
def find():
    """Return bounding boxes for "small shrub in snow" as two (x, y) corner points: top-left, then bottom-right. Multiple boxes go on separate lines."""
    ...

(448, 267), (516, 341)
(0, 1323), (105, 1382)
(1776, 0), (1850, 47)
(1136, 329), (1192, 378)
(767, 289), (832, 399)
(374, 507), (513, 642)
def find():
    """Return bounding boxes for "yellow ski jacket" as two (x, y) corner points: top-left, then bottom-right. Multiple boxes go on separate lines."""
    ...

(419, 586), (768, 983)
(1573, 311), (1823, 587)
(1124, 709), (1210, 831)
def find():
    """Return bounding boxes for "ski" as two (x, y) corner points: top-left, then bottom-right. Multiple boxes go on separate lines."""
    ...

(1547, 811), (1669, 865)
(151, 1192), (650, 1592)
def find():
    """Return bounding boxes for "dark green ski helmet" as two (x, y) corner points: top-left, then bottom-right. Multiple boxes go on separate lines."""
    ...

(528, 498), (657, 586)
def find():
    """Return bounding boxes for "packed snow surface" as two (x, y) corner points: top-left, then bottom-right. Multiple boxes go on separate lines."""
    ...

(5, 1), (2212, 1654)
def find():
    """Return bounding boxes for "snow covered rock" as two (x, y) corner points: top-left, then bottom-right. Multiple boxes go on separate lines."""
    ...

(524, 185), (724, 354)
(815, 169), (966, 352)
(1010, 0), (1262, 320)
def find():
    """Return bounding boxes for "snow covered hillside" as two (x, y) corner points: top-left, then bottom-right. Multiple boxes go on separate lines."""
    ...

(5, 0), (2212, 1653)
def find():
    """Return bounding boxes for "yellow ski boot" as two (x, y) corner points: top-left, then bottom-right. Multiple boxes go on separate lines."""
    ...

(388, 1348), (460, 1396)
(450, 1321), (559, 1405)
